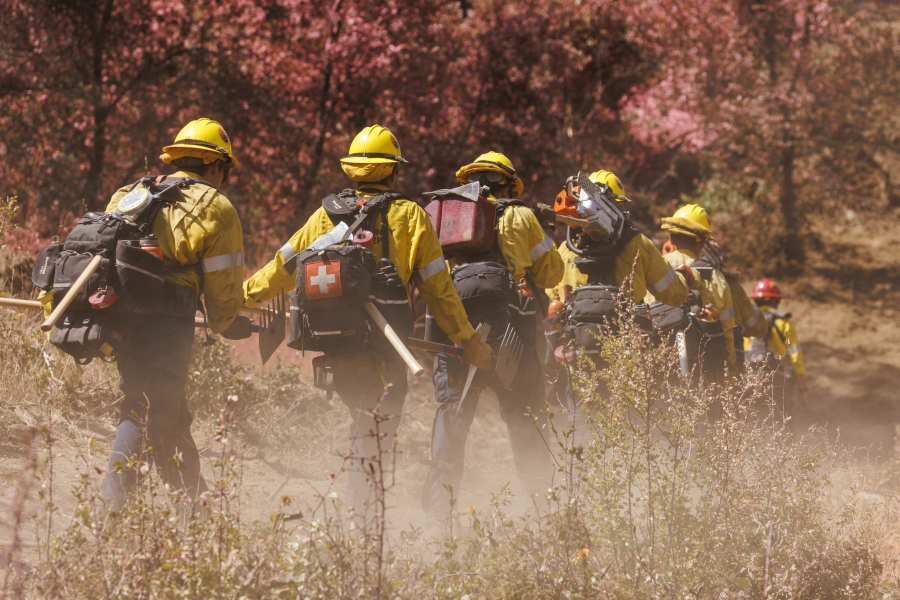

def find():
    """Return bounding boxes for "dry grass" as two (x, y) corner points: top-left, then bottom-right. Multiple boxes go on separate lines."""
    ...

(1, 303), (900, 598)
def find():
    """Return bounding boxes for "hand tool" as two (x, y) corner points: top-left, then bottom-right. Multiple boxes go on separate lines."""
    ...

(407, 322), (523, 391)
(41, 255), (102, 332)
(457, 322), (490, 413)
(256, 290), (286, 365)
(363, 301), (425, 377)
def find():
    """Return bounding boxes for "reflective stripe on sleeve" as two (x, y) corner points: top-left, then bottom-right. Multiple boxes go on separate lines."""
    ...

(787, 345), (802, 356)
(648, 266), (676, 295)
(718, 306), (734, 322)
(279, 240), (297, 262)
(529, 236), (554, 262)
(413, 256), (448, 284)
(743, 304), (761, 328)
(202, 251), (245, 273)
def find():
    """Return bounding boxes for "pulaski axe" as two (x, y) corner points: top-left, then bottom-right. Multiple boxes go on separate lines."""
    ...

(407, 322), (524, 396)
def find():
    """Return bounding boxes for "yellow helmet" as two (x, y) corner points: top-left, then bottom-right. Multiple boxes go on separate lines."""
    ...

(456, 151), (524, 198)
(588, 169), (630, 202)
(161, 118), (239, 168)
(661, 204), (713, 241)
(341, 125), (408, 164)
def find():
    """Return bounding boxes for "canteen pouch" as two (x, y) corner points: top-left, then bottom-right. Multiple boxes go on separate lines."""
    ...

(52, 252), (109, 312)
(573, 323), (606, 354)
(685, 316), (727, 381)
(649, 301), (690, 337)
(32, 241), (62, 292)
(563, 285), (619, 353)
(448, 262), (517, 339)
(370, 259), (414, 353)
(567, 285), (618, 325)
(115, 240), (166, 314)
(49, 311), (130, 364)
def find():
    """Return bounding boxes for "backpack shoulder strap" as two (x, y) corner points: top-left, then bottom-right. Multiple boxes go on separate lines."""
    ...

(770, 309), (792, 320)
(614, 221), (640, 252)
(760, 310), (787, 345)
(493, 198), (526, 219)
(691, 256), (711, 269)
(322, 188), (409, 261)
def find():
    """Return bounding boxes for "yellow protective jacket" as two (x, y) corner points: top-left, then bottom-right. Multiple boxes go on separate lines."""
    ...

(104, 171), (245, 334)
(447, 196), (564, 290)
(547, 233), (690, 307)
(725, 274), (768, 339)
(244, 184), (477, 344)
(647, 249), (736, 371)
(745, 305), (806, 376)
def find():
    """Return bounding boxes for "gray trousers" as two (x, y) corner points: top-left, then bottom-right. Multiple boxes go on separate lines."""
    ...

(100, 315), (207, 515)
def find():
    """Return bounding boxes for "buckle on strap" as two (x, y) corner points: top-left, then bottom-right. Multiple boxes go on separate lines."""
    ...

(421, 458), (448, 470)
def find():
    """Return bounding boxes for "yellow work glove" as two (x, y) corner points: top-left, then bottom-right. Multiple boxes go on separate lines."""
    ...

(460, 334), (493, 370)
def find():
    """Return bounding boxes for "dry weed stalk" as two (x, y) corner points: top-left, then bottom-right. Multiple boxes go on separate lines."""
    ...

(0, 300), (893, 599)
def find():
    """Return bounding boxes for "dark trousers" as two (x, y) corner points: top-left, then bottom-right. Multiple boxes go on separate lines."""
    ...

(330, 351), (408, 518)
(421, 346), (551, 525)
(100, 315), (207, 514)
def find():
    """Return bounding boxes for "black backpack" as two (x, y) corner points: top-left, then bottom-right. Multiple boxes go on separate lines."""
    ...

(285, 189), (414, 357)
(745, 309), (790, 370)
(649, 258), (728, 382)
(32, 176), (207, 363)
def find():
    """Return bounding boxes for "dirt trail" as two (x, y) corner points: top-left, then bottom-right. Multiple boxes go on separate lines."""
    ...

(786, 215), (900, 456)
(3, 212), (899, 546)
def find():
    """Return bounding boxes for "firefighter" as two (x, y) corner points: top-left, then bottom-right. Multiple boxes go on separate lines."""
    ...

(544, 170), (698, 448)
(99, 118), (250, 516)
(729, 277), (768, 368)
(646, 204), (737, 377)
(547, 170), (698, 306)
(746, 279), (809, 411)
(243, 125), (491, 518)
(667, 234), (769, 371)
(420, 152), (564, 529)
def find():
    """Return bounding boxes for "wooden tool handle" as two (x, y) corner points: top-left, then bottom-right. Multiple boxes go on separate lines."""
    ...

(242, 305), (274, 318)
(536, 203), (589, 228)
(363, 302), (425, 377)
(194, 316), (263, 333)
(41, 254), (102, 332)
(0, 298), (43, 311)
(555, 214), (590, 228)
(407, 337), (462, 357)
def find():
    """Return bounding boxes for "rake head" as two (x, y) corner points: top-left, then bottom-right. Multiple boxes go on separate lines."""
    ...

(258, 289), (286, 365)
(495, 324), (524, 390)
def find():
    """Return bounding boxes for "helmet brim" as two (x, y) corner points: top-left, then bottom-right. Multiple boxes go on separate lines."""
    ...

(456, 163), (525, 197)
(661, 217), (712, 241)
(162, 143), (239, 169)
(341, 152), (407, 165)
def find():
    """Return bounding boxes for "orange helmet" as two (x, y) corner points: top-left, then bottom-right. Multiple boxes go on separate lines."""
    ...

(554, 186), (580, 219)
(751, 278), (782, 299)
(661, 239), (675, 255)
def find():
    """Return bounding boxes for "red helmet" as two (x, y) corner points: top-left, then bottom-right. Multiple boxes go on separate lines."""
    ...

(751, 278), (782, 299)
